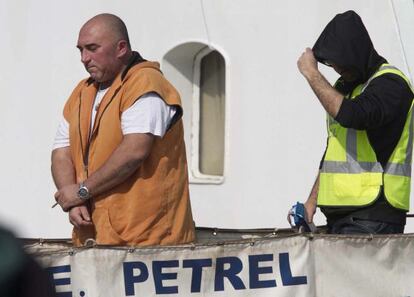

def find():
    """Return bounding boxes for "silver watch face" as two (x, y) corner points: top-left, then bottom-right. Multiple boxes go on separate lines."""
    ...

(78, 186), (90, 200)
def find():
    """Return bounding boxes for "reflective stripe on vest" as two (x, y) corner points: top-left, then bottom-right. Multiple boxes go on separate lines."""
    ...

(318, 64), (413, 210)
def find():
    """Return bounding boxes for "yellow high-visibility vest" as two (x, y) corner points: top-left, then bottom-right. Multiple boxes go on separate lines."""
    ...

(318, 64), (413, 211)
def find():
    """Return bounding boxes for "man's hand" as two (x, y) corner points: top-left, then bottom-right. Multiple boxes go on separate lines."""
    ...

(54, 184), (84, 212)
(297, 48), (318, 78)
(69, 205), (93, 228)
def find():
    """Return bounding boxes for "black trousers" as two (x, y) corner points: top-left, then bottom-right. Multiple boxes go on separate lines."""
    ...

(328, 215), (405, 234)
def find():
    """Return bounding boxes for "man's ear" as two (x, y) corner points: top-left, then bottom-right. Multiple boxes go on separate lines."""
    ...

(116, 40), (128, 58)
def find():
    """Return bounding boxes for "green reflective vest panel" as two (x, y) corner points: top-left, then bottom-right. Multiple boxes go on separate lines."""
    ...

(318, 64), (413, 211)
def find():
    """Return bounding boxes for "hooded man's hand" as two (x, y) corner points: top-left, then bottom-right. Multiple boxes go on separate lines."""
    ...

(297, 48), (318, 79)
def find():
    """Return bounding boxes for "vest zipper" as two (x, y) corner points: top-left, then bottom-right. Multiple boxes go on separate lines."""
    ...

(78, 86), (122, 178)
(78, 94), (89, 178)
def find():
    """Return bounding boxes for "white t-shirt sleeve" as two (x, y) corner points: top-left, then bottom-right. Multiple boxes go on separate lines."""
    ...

(52, 117), (70, 149)
(121, 93), (177, 137)
(52, 93), (176, 150)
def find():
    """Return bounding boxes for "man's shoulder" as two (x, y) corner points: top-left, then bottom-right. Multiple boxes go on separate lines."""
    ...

(367, 71), (413, 96)
(121, 61), (175, 95)
(63, 78), (92, 113)
(123, 61), (164, 82)
(74, 77), (92, 89)
(370, 65), (411, 87)
(64, 78), (91, 99)
(119, 60), (181, 109)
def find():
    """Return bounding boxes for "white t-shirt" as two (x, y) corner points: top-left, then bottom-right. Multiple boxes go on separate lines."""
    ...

(53, 92), (177, 150)
(90, 87), (109, 134)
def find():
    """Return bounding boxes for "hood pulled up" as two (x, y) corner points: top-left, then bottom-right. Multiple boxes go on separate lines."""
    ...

(312, 10), (386, 86)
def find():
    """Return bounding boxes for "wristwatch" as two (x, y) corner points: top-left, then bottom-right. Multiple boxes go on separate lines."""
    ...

(77, 183), (90, 200)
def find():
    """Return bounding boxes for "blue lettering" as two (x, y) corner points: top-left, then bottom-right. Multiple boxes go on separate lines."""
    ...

(249, 254), (277, 289)
(183, 258), (212, 292)
(46, 265), (72, 297)
(279, 253), (307, 286)
(153, 260), (179, 294)
(215, 257), (246, 291)
(123, 261), (149, 296)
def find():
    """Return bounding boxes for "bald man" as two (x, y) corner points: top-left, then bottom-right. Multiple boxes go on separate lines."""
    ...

(51, 14), (195, 246)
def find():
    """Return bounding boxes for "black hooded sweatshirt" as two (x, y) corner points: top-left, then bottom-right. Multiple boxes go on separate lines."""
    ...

(312, 10), (413, 226)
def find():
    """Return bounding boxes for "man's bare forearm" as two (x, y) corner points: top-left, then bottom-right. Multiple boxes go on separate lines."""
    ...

(83, 133), (154, 197)
(307, 172), (320, 203)
(51, 147), (76, 189)
(297, 48), (344, 118)
(54, 134), (154, 211)
(303, 172), (320, 223)
(304, 70), (343, 118)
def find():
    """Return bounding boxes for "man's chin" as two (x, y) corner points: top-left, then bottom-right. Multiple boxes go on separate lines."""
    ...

(88, 73), (101, 81)
(341, 72), (358, 83)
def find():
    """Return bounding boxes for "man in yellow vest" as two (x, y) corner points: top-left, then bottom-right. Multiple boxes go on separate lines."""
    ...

(51, 14), (195, 246)
(297, 10), (413, 234)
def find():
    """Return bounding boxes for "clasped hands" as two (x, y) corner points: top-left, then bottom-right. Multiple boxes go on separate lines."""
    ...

(54, 184), (93, 228)
(54, 184), (84, 211)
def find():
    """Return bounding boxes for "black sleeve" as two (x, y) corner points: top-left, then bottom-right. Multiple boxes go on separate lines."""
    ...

(334, 73), (412, 130)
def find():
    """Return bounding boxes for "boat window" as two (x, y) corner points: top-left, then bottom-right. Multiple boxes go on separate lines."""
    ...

(162, 43), (226, 184)
(197, 50), (226, 176)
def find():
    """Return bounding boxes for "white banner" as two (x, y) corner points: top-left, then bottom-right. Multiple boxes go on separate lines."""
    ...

(26, 233), (414, 297)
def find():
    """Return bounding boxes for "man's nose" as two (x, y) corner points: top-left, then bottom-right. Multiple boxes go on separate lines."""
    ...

(81, 51), (90, 64)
